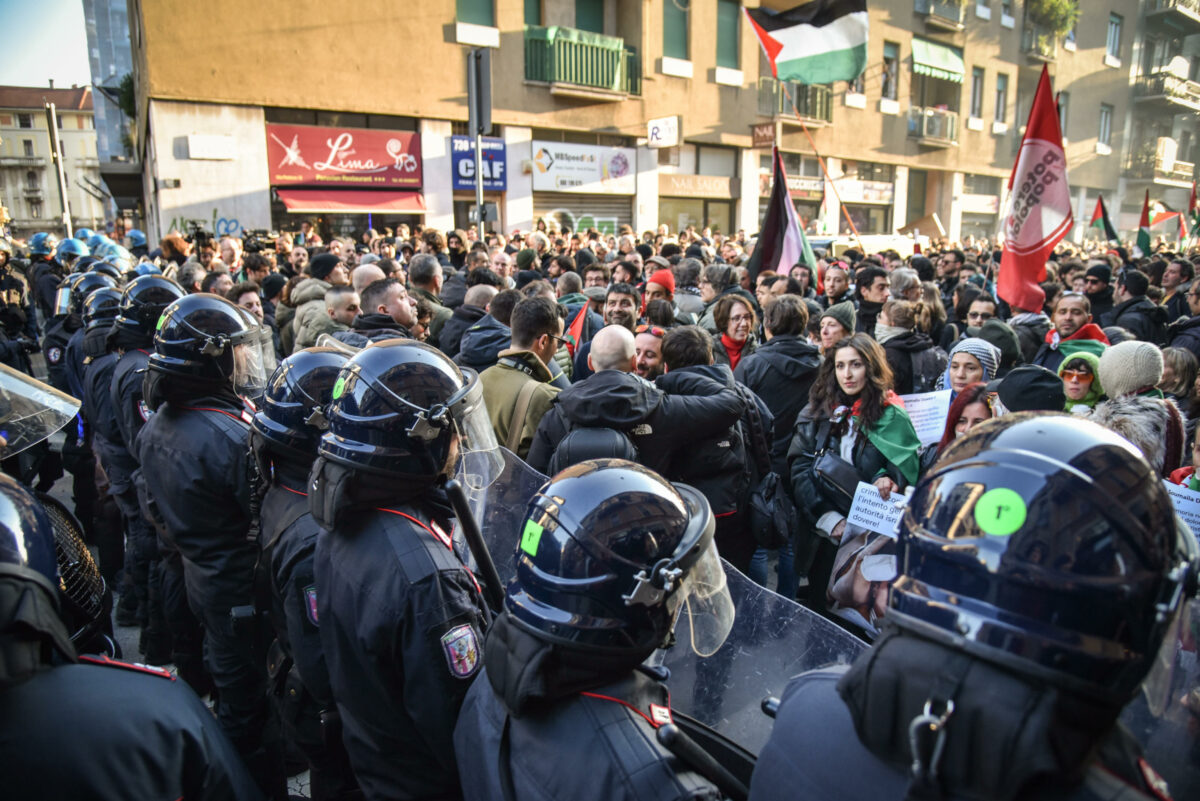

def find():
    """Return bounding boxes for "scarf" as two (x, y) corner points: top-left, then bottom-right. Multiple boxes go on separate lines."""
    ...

(1057, 351), (1104, 411)
(873, 323), (909, 345)
(1044, 323), (1110, 362)
(720, 333), (748, 372)
(849, 390), (921, 485)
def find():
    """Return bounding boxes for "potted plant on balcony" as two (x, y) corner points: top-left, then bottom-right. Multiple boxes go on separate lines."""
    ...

(1027, 0), (1079, 37)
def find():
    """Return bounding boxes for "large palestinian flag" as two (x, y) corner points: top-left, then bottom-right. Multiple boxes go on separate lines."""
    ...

(745, 147), (817, 281)
(745, 1), (869, 85)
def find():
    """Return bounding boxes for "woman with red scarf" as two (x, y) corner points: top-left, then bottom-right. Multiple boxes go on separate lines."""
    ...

(711, 295), (757, 372)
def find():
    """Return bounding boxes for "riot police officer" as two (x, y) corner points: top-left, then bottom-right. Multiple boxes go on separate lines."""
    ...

(250, 347), (359, 800)
(0, 472), (262, 800)
(0, 238), (39, 373)
(453, 459), (728, 801)
(311, 339), (495, 800)
(749, 414), (1197, 801)
(27, 232), (59, 324)
(135, 292), (283, 799)
(34, 237), (85, 320)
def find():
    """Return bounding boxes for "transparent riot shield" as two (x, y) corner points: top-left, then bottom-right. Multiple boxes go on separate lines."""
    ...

(456, 446), (544, 584)
(0, 363), (81, 458)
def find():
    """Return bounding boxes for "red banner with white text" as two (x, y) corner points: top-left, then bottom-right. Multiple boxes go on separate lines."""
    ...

(265, 124), (422, 188)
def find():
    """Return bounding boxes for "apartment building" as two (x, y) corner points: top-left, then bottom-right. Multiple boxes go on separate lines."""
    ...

(121, 0), (1198, 244)
(0, 85), (106, 237)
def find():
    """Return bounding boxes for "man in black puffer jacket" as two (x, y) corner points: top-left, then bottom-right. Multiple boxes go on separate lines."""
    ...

(1101, 269), (1167, 346)
(438, 284), (496, 358)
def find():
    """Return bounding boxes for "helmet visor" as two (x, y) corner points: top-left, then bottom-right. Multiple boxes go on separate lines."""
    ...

(53, 286), (72, 317)
(447, 368), (502, 487)
(671, 541), (736, 657)
(0, 363), (81, 458)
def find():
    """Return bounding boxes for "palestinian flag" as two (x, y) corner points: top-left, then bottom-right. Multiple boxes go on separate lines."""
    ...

(1150, 211), (1187, 241)
(746, 1), (869, 85)
(562, 305), (587, 358)
(745, 147), (817, 281)
(1089, 196), (1118, 242)
(1136, 190), (1152, 257)
(1190, 181), (1199, 238)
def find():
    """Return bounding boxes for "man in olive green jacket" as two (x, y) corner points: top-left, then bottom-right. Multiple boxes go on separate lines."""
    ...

(479, 296), (563, 460)
(408, 253), (453, 348)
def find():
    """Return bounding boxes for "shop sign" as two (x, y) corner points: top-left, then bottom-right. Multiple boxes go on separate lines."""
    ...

(531, 141), (636, 195)
(451, 135), (507, 191)
(759, 173), (824, 201)
(751, 122), (776, 149)
(659, 173), (739, 199)
(960, 193), (1000, 215)
(266, 124), (422, 188)
(834, 178), (894, 204)
(647, 115), (680, 149)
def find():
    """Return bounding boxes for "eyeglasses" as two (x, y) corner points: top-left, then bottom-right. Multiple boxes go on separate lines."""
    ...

(1061, 370), (1094, 383)
(1084, 277), (1104, 285)
(966, 311), (994, 322)
(729, 314), (754, 324)
(635, 324), (666, 338)
(546, 333), (570, 347)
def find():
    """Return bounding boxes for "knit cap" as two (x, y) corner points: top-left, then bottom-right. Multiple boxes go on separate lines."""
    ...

(821, 300), (856, 334)
(1097, 340), (1163, 398)
(647, 269), (676, 295)
(308, 253), (341, 281)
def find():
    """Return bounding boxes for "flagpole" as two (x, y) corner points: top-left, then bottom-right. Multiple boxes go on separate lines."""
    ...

(777, 81), (868, 255)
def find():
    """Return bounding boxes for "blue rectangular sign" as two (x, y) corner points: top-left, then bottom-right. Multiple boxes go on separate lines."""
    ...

(451, 135), (507, 192)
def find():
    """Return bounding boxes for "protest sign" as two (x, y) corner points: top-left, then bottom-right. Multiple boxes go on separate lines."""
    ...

(846, 481), (912, 537)
(899, 390), (952, 446)
(1163, 480), (1200, 543)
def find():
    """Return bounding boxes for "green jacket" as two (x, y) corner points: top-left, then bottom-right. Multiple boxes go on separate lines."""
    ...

(410, 285), (453, 347)
(479, 349), (560, 460)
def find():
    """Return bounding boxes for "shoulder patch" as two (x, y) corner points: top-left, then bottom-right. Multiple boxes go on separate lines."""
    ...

(303, 584), (319, 626)
(650, 704), (673, 727)
(137, 399), (152, 421)
(79, 653), (176, 680)
(46, 345), (62, 364)
(440, 623), (481, 679)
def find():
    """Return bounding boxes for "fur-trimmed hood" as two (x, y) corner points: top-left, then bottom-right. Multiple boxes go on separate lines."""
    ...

(1084, 394), (1184, 476)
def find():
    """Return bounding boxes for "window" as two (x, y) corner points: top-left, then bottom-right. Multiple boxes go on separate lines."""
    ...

(57, 114), (64, 129)
(1057, 91), (1069, 136)
(852, 162), (895, 182)
(575, 0), (603, 33)
(525, 0), (540, 26)
(28, 201), (41, 219)
(994, 74), (1008, 123)
(664, 0), (689, 60)
(456, 0), (494, 27)
(25, 171), (37, 190)
(1099, 104), (1113, 146)
(17, 114), (32, 129)
(1106, 15), (1122, 59)
(1001, 0), (1013, 15)
(22, 140), (33, 157)
(963, 174), (1001, 196)
(970, 68), (985, 118)
(848, 74), (864, 94)
(716, 0), (740, 69)
(882, 42), (899, 100)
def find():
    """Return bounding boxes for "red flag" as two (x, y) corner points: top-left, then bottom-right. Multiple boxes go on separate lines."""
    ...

(999, 65), (1072, 313)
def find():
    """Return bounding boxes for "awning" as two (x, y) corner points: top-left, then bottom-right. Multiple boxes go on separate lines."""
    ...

(912, 39), (964, 83)
(275, 188), (426, 214)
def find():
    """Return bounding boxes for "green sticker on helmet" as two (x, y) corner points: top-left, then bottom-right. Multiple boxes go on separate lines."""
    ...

(520, 519), (544, 557)
(974, 488), (1027, 537)
(332, 376), (346, 400)
(155, 313), (165, 331)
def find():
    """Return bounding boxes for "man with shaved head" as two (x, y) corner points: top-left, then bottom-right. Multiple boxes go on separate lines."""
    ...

(526, 324), (747, 473)
(351, 263), (386, 295)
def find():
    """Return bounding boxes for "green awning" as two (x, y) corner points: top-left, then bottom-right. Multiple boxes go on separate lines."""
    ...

(912, 39), (964, 83)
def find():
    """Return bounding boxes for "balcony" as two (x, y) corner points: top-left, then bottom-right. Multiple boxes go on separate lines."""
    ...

(1134, 71), (1200, 112)
(1127, 152), (1197, 187)
(908, 106), (960, 147)
(22, 186), (42, 198)
(757, 77), (833, 126)
(1021, 22), (1057, 62)
(914, 0), (966, 31)
(1144, 0), (1200, 35)
(524, 25), (640, 100)
(0, 156), (41, 167)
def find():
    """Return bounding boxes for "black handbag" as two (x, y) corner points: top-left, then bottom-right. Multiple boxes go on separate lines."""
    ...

(810, 419), (860, 516)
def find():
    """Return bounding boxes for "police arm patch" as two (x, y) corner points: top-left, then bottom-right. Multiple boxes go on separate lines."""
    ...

(440, 623), (481, 679)
(303, 584), (319, 626)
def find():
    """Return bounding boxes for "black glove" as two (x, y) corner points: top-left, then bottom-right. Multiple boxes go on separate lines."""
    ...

(19, 337), (39, 353)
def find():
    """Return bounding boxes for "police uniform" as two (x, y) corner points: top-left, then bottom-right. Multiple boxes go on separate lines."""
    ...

(41, 313), (80, 394)
(32, 258), (65, 323)
(315, 497), (490, 800)
(0, 656), (263, 800)
(0, 261), (37, 373)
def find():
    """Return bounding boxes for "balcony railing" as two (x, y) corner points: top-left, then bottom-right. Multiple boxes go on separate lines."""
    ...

(914, 0), (966, 31)
(908, 106), (960, 146)
(1134, 71), (1200, 111)
(524, 26), (640, 97)
(1128, 152), (1197, 184)
(1145, 0), (1200, 34)
(1021, 23), (1057, 61)
(758, 77), (833, 124)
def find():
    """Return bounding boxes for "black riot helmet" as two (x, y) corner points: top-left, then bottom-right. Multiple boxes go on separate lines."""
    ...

(252, 347), (349, 468)
(150, 293), (276, 398)
(505, 459), (733, 664)
(87, 260), (123, 283)
(82, 287), (123, 332)
(113, 274), (186, 338)
(36, 491), (111, 655)
(68, 271), (118, 317)
(893, 413), (1197, 703)
(318, 339), (497, 483)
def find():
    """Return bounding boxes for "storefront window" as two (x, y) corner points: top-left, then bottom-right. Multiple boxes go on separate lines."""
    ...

(841, 204), (890, 236)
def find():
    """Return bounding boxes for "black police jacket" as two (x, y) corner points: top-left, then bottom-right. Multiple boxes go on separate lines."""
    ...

(0, 267), (36, 340)
(0, 657), (261, 800)
(32, 260), (64, 322)
(135, 396), (256, 610)
(526, 369), (746, 476)
(314, 499), (491, 801)
(109, 348), (152, 455)
(64, 327), (87, 401)
(41, 314), (80, 394)
(734, 334), (821, 476)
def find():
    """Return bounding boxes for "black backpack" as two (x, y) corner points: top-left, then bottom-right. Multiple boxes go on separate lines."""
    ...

(547, 426), (639, 474)
(735, 385), (797, 550)
(910, 346), (948, 394)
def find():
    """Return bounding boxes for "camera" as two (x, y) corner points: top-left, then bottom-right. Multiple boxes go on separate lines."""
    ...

(242, 228), (278, 255)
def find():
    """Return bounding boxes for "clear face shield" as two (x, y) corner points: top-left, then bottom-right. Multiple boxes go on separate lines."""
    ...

(53, 285), (73, 317)
(443, 367), (502, 487)
(0, 363), (81, 458)
(231, 324), (277, 399)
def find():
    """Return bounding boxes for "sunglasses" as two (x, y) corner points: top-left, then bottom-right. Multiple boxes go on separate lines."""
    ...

(1084, 277), (1104, 284)
(1061, 370), (1094, 383)
(635, 324), (666, 338)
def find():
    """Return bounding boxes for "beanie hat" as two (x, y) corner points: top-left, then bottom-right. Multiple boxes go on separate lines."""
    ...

(978, 319), (1021, 368)
(685, 244), (706, 260)
(516, 248), (538, 271)
(647, 268), (676, 296)
(261, 273), (287, 300)
(1086, 264), (1112, 285)
(309, 253), (341, 281)
(821, 300), (856, 335)
(515, 270), (541, 290)
(575, 248), (596, 269)
(994, 365), (1066, 412)
(939, 337), (1001, 391)
(1098, 340), (1163, 398)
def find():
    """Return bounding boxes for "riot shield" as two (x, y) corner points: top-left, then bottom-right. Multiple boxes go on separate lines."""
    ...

(456, 445), (544, 584)
(0, 363), (81, 458)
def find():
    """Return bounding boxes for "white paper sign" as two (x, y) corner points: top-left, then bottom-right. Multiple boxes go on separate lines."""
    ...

(846, 481), (913, 537)
(1164, 480), (1200, 542)
(899, 390), (953, 446)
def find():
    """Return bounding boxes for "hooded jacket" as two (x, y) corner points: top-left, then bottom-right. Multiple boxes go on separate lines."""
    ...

(880, 330), (939, 396)
(1057, 351), (1105, 412)
(526, 369), (745, 475)
(330, 312), (410, 349)
(1168, 313), (1200, 363)
(1101, 295), (1167, 346)
(734, 334), (821, 475)
(289, 277), (332, 351)
(454, 313), (510, 373)
(439, 304), (489, 359)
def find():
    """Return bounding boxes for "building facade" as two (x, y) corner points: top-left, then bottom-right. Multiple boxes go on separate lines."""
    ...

(83, 0), (136, 222)
(123, 0), (1200, 245)
(0, 85), (106, 238)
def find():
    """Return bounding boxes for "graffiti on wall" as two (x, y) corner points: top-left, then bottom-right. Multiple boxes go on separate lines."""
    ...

(165, 207), (242, 238)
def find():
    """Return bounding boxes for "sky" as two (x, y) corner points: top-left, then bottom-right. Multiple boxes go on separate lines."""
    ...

(0, 0), (92, 89)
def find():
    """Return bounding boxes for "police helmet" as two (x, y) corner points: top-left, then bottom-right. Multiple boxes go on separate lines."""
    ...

(75, 228), (95, 242)
(252, 348), (350, 469)
(150, 293), (276, 397)
(133, 262), (162, 277)
(86, 233), (109, 251)
(69, 272), (118, 316)
(892, 413), (1197, 703)
(0, 473), (57, 589)
(88, 261), (123, 282)
(113, 274), (186, 337)
(126, 229), (147, 249)
(82, 287), (123, 331)
(55, 238), (89, 265)
(506, 459), (733, 661)
(29, 232), (58, 257)
(319, 339), (496, 482)
(92, 241), (131, 265)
